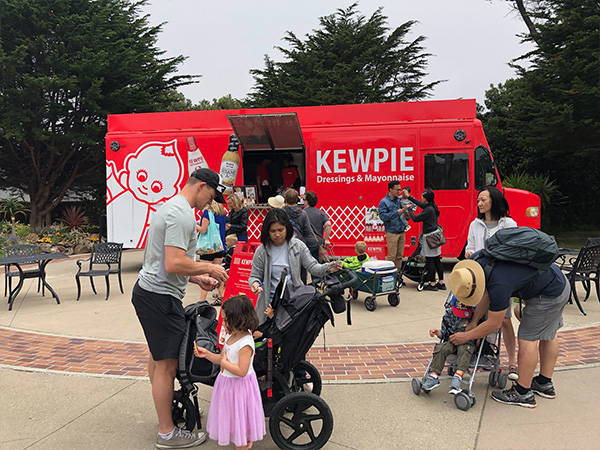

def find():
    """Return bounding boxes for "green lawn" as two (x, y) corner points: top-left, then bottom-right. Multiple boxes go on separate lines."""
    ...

(552, 230), (600, 250)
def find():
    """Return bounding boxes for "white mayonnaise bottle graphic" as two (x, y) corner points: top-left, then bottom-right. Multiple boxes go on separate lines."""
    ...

(219, 134), (240, 195)
(187, 136), (209, 174)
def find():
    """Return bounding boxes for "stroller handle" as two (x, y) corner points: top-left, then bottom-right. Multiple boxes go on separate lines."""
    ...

(322, 269), (358, 297)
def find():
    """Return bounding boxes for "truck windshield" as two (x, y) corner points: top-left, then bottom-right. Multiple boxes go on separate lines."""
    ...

(424, 153), (469, 190)
(475, 146), (498, 188)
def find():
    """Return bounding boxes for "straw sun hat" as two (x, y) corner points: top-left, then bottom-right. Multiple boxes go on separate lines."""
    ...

(267, 195), (285, 209)
(447, 259), (486, 306)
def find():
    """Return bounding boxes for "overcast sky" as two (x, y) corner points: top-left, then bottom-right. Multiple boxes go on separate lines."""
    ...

(141, 0), (533, 105)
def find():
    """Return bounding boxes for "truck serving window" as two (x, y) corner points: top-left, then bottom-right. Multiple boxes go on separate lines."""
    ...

(424, 153), (469, 190)
(475, 146), (498, 188)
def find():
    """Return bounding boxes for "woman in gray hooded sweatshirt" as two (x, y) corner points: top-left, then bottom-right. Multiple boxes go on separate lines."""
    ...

(249, 208), (340, 325)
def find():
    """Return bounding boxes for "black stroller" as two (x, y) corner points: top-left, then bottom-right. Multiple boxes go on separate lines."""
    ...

(172, 269), (357, 449)
(399, 243), (428, 290)
(411, 294), (507, 411)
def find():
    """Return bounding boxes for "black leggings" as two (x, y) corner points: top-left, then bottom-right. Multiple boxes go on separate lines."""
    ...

(425, 256), (444, 283)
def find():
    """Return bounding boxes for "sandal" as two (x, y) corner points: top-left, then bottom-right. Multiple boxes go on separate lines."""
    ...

(210, 297), (223, 307)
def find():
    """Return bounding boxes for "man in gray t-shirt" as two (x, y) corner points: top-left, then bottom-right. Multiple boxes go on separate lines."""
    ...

(132, 168), (228, 448)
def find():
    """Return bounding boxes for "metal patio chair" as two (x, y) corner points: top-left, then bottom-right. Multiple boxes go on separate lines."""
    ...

(561, 238), (600, 315)
(75, 242), (124, 300)
(4, 244), (44, 297)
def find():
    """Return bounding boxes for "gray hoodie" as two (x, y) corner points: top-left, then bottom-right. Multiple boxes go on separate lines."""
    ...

(466, 216), (518, 254)
(248, 237), (329, 324)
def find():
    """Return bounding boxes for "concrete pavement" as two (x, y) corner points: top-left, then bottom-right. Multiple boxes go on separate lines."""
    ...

(1, 251), (600, 449)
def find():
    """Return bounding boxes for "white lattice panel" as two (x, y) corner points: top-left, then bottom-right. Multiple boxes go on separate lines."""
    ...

(322, 206), (366, 240)
(247, 208), (269, 240)
(247, 206), (368, 242)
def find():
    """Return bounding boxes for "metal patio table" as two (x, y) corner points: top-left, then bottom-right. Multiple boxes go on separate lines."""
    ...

(0, 252), (67, 311)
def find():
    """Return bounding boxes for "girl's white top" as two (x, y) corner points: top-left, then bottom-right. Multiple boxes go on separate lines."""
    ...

(221, 333), (255, 378)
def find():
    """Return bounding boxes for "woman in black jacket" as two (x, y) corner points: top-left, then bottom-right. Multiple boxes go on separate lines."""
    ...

(225, 195), (248, 242)
(403, 188), (445, 291)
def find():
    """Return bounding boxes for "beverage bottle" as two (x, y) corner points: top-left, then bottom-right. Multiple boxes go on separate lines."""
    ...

(187, 136), (209, 175)
(219, 134), (240, 195)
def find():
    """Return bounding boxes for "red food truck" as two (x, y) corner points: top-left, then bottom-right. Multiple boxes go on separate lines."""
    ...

(105, 99), (540, 258)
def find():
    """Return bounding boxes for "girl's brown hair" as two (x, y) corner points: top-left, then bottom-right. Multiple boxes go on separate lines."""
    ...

(222, 295), (259, 332)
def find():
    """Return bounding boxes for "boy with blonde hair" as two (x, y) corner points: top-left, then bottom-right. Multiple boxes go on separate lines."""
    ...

(341, 241), (369, 271)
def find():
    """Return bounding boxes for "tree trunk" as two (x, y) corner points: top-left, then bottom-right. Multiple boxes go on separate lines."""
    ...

(513, 0), (542, 46)
(29, 199), (53, 232)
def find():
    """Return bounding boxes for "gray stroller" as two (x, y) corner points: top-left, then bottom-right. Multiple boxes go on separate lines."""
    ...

(411, 294), (508, 411)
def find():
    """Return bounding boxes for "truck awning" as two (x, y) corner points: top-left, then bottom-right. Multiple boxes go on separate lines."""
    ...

(227, 113), (305, 151)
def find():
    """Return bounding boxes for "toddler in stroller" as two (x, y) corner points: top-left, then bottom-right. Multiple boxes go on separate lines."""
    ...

(172, 270), (357, 449)
(412, 293), (507, 411)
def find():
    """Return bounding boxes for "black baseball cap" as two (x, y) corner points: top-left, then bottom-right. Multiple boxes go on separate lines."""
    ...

(191, 168), (226, 203)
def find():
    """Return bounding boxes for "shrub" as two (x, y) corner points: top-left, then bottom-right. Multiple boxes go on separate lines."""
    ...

(60, 206), (89, 230)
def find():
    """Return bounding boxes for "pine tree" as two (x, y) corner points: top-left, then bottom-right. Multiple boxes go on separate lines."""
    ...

(0, 0), (197, 229)
(481, 0), (600, 227)
(248, 3), (442, 107)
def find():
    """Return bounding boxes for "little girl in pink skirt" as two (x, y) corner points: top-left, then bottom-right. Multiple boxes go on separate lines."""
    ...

(194, 295), (265, 449)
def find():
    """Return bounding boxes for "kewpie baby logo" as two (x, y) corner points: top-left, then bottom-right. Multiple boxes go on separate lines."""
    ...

(107, 140), (184, 247)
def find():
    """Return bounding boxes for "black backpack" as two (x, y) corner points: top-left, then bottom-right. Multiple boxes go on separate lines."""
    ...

(481, 227), (559, 271)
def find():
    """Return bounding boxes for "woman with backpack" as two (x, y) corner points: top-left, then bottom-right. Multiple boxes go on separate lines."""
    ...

(403, 188), (445, 291)
(465, 186), (518, 380)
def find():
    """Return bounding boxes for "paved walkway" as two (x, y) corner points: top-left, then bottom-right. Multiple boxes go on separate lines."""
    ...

(2, 325), (600, 381)
(2, 252), (600, 449)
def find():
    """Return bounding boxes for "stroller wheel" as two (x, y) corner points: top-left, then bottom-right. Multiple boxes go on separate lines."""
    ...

(364, 296), (377, 311)
(269, 392), (333, 450)
(172, 389), (199, 431)
(454, 392), (471, 411)
(497, 372), (508, 389)
(411, 378), (422, 395)
(387, 293), (400, 307)
(292, 360), (322, 396)
(470, 395), (476, 407)
(417, 282), (425, 292)
(488, 370), (498, 388)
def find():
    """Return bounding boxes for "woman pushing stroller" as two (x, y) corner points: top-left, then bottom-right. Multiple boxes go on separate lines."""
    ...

(248, 208), (341, 325)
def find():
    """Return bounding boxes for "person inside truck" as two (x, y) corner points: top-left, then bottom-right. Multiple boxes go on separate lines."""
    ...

(465, 186), (519, 381)
(281, 155), (301, 190)
(256, 158), (272, 203)
(403, 189), (446, 291)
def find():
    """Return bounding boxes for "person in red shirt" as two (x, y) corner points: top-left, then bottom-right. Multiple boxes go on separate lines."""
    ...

(281, 156), (301, 190)
(256, 158), (272, 203)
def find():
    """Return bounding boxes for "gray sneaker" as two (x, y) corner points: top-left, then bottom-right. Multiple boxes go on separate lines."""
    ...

(156, 428), (207, 449)
(531, 378), (556, 399)
(448, 374), (463, 394)
(491, 385), (536, 408)
(422, 375), (440, 391)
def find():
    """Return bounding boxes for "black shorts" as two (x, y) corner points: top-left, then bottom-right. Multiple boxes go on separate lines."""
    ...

(132, 282), (185, 361)
(198, 251), (225, 261)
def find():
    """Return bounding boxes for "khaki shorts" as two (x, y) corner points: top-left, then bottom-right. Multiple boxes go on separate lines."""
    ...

(517, 276), (570, 341)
